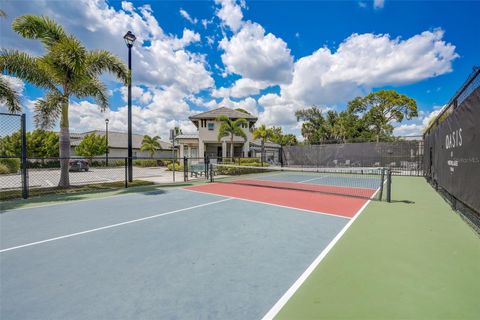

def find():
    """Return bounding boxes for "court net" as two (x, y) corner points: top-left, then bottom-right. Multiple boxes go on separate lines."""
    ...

(209, 164), (391, 202)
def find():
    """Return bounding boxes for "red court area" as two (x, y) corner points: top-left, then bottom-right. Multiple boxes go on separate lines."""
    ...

(185, 181), (375, 218)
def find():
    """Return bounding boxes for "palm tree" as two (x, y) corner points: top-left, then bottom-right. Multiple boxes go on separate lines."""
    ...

(253, 124), (274, 164)
(216, 115), (248, 160)
(140, 135), (161, 158)
(1, 15), (128, 187)
(0, 76), (21, 113)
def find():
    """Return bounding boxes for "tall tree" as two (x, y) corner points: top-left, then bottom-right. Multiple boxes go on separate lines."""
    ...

(348, 90), (418, 142)
(252, 124), (274, 163)
(1, 15), (128, 187)
(0, 10), (21, 112)
(0, 76), (21, 113)
(75, 133), (107, 164)
(140, 135), (161, 158)
(216, 115), (248, 159)
(271, 126), (297, 146)
(295, 106), (330, 144)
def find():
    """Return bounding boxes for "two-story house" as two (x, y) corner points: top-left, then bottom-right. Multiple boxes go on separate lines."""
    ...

(176, 107), (259, 160)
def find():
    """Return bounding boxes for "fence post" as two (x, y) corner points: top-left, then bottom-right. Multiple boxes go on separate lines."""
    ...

(21, 114), (28, 199)
(386, 169), (392, 203)
(209, 163), (214, 182)
(183, 156), (188, 182)
(124, 158), (128, 188)
(279, 146), (284, 167)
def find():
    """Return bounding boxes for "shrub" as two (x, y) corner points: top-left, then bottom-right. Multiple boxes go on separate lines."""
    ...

(167, 163), (184, 171)
(27, 160), (60, 169)
(0, 158), (20, 173)
(114, 159), (126, 166)
(133, 159), (160, 167)
(215, 162), (269, 175)
(0, 163), (10, 174)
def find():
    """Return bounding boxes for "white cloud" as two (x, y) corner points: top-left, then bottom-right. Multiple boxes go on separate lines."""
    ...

(219, 22), (294, 84)
(215, 0), (245, 33)
(212, 78), (270, 99)
(374, 0), (385, 9)
(179, 8), (198, 24)
(119, 86), (153, 104)
(257, 94), (302, 127)
(281, 30), (458, 106)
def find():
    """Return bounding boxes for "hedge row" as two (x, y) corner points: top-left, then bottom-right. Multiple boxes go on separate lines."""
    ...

(0, 158), (20, 174)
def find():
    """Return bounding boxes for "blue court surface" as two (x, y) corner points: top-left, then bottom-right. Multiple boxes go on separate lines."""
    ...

(0, 188), (350, 319)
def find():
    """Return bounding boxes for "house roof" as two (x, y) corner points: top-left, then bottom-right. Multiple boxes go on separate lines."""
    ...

(175, 133), (199, 140)
(189, 107), (258, 120)
(70, 130), (172, 150)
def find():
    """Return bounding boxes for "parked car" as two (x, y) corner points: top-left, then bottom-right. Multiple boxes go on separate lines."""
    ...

(69, 159), (89, 172)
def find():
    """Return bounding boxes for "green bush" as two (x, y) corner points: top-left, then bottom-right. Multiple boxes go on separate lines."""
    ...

(133, 159), (161, 167)
(0, 158), (20, 173)
(215, 162), (269, 175)
(219, 157), (262, 165)
(167, 163), (184, 171)
(0, 163), (10, 174)
(114, 159), (126, 166)
(27, 160), (60, 169)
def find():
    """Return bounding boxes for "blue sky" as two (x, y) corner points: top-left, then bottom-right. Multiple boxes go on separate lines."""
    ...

(1, 0), (479, 139)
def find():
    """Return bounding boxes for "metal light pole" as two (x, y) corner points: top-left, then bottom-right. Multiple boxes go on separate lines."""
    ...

(105, 118), (109, 166)
(124, 31), (136, 182)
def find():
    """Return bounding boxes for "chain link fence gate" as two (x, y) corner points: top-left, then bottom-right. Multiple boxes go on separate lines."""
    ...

(0, 112), (28, 200)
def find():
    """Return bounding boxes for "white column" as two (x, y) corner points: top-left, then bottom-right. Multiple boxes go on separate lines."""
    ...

(199, 141), (205, 160)
(242, 142), (249, 157)
(179, 144), (184, 158)
(222, 140), (227, 158)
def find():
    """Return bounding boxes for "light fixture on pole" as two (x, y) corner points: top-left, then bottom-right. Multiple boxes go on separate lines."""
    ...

(124, 30), (136, 182)
(105, 118), (109, 166)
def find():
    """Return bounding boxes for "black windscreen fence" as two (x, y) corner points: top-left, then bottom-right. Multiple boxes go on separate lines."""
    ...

(424, 67), (480, 232)
(282, 139), (424, 176)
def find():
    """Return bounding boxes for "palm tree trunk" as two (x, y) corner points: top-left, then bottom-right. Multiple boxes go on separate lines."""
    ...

(58, 100), (70, 187)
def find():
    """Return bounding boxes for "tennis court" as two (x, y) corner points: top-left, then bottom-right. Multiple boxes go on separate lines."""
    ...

(0, 166), (379, 319)
(1, 168), (479, 319)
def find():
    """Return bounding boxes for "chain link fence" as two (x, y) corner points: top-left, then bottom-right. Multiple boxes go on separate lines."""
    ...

(282, 138), (424, 176)
(424, 66), (480, 233)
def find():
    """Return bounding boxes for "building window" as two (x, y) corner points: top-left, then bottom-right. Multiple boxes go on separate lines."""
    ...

(208, 123), (214, 130)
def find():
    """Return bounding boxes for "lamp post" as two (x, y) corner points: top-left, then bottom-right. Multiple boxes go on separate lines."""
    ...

(124, 31), (136, 182)
(105, 118), (109, 166)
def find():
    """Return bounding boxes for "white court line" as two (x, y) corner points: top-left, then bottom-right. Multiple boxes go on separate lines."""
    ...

(261, 186), (381, 320)
(0, 198), (233, 253)
(184, 188), (350, 220)
(298, 176), (326, 183)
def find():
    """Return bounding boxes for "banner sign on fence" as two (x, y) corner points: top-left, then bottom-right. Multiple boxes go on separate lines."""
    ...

(424, 86), (480, 213)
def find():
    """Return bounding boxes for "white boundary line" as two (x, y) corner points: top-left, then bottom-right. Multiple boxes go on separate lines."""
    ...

(184, 188), (350, 220)
(0, 198), (232, 253)
(260, 186), (381, 320)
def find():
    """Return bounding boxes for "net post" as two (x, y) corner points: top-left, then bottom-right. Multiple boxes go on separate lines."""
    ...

(183, 156), (188, 182)
(386, 168), (392, 203)
(378, 167), (385, 201)
(21, 113), (29, 199)
(124, 157), (128, 188)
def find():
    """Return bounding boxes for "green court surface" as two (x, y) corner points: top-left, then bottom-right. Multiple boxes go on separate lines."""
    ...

(275, 176), (480, 319)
